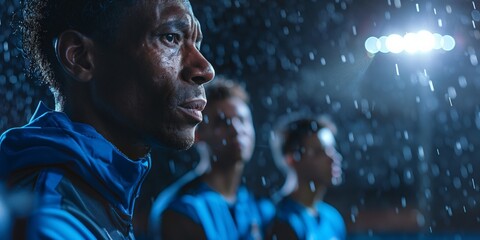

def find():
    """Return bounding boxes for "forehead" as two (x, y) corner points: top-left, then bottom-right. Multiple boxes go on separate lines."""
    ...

(143, 0), (196, 22)
(126, 0), (199, 29)
(303, 129), (335, 149)
(155, 1), (191, 15)
(303, 133), (324, 149)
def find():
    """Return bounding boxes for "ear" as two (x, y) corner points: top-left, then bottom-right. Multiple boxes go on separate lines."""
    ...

(55, 30), (95, 82)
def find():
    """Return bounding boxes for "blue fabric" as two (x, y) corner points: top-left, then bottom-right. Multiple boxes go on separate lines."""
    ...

(167, 182), (274, 240)
(255, 197), (276, 234)
(275, 197), (346, 240)
(149, 169), (201, 239)
(0, 102), (151, 238)
(348, 233), (480, 240)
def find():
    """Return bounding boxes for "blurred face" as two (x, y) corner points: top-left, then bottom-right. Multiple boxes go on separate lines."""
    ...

(293, 129), (342, 187)
(197, 97), (255, 166)
(92, 0), (215, 150)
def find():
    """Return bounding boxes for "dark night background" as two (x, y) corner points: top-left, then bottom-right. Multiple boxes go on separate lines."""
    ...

(2, 0), (480, 238)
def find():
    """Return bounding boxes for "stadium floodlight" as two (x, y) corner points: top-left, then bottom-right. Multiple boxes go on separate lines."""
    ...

(441, 35), (455, 51)
(416, 30), (435, 52)
(403, 32), (419, 53)
(432, 33), (443, 50)
(378, 36), (389, 53)
(365, 30), (455, 54)
(386, 34), (404, 53)
(365, 36), (379, 54)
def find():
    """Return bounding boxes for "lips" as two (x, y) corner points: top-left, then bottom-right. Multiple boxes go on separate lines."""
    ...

(178, 98), (207, 123)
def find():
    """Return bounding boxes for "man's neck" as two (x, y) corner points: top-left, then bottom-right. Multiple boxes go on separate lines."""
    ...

(62, 96), (150, 160)
(202, 161), (245, 201)
(291, 180), (326, 209)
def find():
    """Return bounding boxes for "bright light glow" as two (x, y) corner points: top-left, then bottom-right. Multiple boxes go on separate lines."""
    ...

(365, 37), (379, 54)
(365, 30), (456, 54)
(417, 30), (435, 52)
(432, 33), (442, 49)
(403, 32), (419, 53)
(378, 36), (389, 53)
(441, 35), (456, 51)
(386, 34), (404, 53)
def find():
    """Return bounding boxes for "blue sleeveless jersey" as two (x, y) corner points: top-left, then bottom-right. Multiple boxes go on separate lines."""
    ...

(274, 197), (346, 240)
(167, 182), (274, 240)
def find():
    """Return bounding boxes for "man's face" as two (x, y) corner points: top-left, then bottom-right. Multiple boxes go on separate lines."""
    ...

(197, 97), (255, 166)
(92, 0), (214, 150)
(294, 131), (342, 186)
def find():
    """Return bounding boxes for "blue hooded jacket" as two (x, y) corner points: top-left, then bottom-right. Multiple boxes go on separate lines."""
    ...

(0, 102), (151, 239)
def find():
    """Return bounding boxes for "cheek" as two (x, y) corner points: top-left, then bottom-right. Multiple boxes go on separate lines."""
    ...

(305, 157), (329, 171)
(247, 126), (255, 139)
(157, 49), (180, 76)
(243, 125), (255, 141)
(138, 45), (179, 83)
(138, 56), (178, 105)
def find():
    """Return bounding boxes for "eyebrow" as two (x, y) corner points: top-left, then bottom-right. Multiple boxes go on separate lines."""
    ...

(162, 19), (191, 32)
(162, 19), (203, 44)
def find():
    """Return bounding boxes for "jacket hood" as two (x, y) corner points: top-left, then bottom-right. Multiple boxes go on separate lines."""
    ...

(0, 102), (151, 215)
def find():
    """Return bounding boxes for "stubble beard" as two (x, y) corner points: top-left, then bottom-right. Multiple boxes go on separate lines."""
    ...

(159, 124), (196, 150)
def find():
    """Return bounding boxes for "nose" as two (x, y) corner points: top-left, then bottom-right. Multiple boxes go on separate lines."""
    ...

(182, 46), (215, 85)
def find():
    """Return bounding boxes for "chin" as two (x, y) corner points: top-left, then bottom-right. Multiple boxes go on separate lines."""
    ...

(154, 128), (195, 150)
(171, 133), (195, 150)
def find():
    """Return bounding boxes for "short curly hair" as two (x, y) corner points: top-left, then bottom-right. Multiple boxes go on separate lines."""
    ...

(20, 0), (134, 101)
(280, 116), (337, 155)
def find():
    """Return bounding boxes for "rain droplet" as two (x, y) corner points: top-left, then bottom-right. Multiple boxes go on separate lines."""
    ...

(309, 181), (316, 192)
(261, 176), (267, 186)
(367, 173), (375, 185)
(429, 80), (435, 92)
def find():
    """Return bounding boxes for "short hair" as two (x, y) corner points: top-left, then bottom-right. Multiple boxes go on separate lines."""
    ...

(279, 116), (337, 155)
(269, 114), (337, 201)
(204, 76), (249, 105)
(20, 0), (134, 99)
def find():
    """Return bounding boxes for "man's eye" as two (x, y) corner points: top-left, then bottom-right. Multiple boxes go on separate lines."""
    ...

(162, 33), (179, 43)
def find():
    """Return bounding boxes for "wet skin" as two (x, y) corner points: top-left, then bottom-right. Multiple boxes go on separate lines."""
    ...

(88, 0), (215, 155)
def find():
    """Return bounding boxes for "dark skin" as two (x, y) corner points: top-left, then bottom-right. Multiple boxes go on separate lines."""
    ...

(199, 97), (255, 200)
(289, 134), (334, 207)
(55, 0), (215, 159)
(267, 131), (342, 240)
(161, 96), (256, 239)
